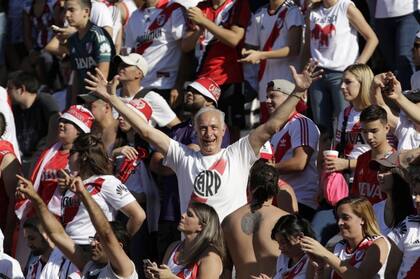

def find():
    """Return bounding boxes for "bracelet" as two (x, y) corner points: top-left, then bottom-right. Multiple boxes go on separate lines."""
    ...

(290, 93), (304, 100)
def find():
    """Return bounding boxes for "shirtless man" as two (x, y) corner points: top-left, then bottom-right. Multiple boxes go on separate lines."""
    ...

(222, 160), (288, 278)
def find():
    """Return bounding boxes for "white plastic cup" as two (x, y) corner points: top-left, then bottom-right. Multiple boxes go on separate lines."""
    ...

(323, 150), (339, 158)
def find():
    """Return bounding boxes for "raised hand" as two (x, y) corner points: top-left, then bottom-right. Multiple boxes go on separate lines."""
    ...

(16, 174), (38, 201)
(112, 146), (138, 161)
(84, 68), (120, 101)
(290, 59), (322, 92)
(58, 169), (85, 194)
(187, 7), (207, 26)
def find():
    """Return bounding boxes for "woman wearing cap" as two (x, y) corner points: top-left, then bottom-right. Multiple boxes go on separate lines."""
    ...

(370, 156), (415, 236)
(15, 105), (95, 219)
(144, 202), (224, 279)
(300, 196), (399, 279)
(324, 64), (373, 175)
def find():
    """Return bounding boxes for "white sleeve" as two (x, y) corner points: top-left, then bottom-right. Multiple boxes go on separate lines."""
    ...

(285, 6), (304, 30)
(162, 139), (190, 171)
(144, 91), (177, 127)
(101, 177), (136, 210)
(245, 13), (260, 47)
(90, 2), (113, 28)
(171, 7), (187, 40)
(227, 135), (259, 167)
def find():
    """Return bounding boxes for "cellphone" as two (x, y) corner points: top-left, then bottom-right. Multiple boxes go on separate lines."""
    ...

(143, 259), (153, 266)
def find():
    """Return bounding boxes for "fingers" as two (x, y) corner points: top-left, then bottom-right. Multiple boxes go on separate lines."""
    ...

(94, 67), (107, 81)
(16, 174), (30, 184)
(289, 65), (298, 78)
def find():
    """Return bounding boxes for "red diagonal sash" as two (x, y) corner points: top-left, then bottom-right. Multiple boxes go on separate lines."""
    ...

(133, 2), (183, 54)
(258, 7), (288, 81)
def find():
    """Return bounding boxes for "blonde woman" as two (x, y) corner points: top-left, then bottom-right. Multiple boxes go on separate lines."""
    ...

(324, 64), (373, 174)
(301, 197), (399, 278)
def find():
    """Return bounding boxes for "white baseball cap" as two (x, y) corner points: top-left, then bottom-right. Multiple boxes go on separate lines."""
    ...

(114, 53), (149, 77)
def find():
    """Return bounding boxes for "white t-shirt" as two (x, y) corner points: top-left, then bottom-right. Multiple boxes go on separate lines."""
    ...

(411, 71), (420, 90)
(335, 106), (370, 160)
(373, 200), (392, 236)
(273, 254), (309, 279)
(0, 87), (21, 161)
(245, 0), (304, 102)
(270, 113), (320, 209)
(395, 114), (420, 150)
(117, 90), (177, 128)
(309, 0), (358, 71)
(163, 136), (259, 221)
(391, 215), (420, 279)
(0, 252), (24, 279)
(82, 261), (138, 279)
(375, 0), (419, 18)
(91, 1), (114, 28)
(26, 248), (80, 279)
(124, 1), (187, 89)
(120, 0), (138, 23)
(61, 175), (136, 244)
(333, 236), (390, 279)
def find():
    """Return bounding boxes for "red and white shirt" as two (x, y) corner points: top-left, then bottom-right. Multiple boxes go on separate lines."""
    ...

(352, 151), (388, 205)
(270, 113), (320, 209)
(335, 106), (370, 160)
(332, 236), (390, 279)
(124, 0), (187, 89)
(166, 242), (199, 279)
(245, 0), (304, 101)
(23, 0), (55, 49)
(163, 136), (258, 221)
(61, 175), (136, 244)
(309, 0), (358, 71)
(194, 0), (251, 85)
(273, 254), (308, 279)
(390, 215), (420, 279)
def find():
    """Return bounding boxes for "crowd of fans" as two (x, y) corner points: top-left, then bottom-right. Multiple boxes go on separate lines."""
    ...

(0, 0), (419, 278)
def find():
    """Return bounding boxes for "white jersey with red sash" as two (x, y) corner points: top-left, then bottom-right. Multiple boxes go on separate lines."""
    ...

(61, 175), (136, 244)
(166, 243), (199, 279)
(124, 0), (187, 89)
(391, 215), (420, 279)
(332, 236), (390, 279)
(245, 0), (304, 102)
(15, 142), (64, 219)
(270, 113), (320, 209)
(273, 254), (308, 279)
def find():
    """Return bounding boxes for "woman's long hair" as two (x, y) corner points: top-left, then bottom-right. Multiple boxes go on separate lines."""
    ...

(71, 133), (112, 178)
(179, 202), (225, 266)
(344, 64), (373, 110)
(271, 214), (316, 242)
(335, 197), (381, 238)
(389, 171), (416, 227)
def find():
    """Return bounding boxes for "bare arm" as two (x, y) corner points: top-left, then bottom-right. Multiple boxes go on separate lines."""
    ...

(85, 69), (172, 155)
(239, 26), (302, 64)
(72, 177), (135, 278)
(301, 236), (392, 279)
(149, 152), (175, 176)
(187, 7), (244, 48)
(119, 201), (146, 237)
(15, 175), (87, 271)
(347, 4), (378, 64)
(275, 146), (314, 173)
(181, 29), (201, 52)
(196, 251), (223, 279)
(97, 62), (110, 80)
(248, 60), (322, 155)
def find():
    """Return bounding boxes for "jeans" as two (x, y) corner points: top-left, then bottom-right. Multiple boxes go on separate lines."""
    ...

(375, 11), (420, 90)
(309, 69), (345, 138)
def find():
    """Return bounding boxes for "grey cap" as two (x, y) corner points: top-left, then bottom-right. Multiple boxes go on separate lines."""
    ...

(267, 79), (295, 95)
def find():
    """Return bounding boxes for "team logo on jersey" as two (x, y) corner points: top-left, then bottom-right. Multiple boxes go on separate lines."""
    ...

(99, 43), (111, 54)
(116, 184), (129, 196)
(275, 17), (284, 29)
(85, 42), (92, 54)
(193, 159), (227, 198)
(156, 14), (167, 27)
